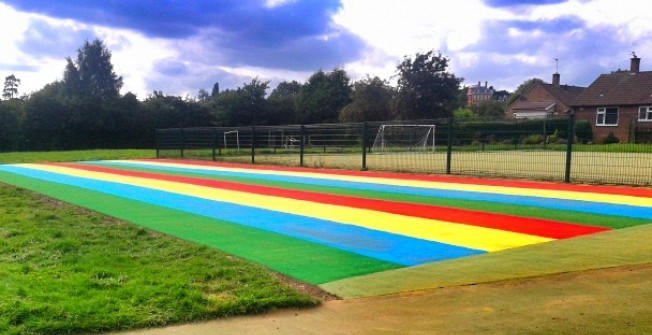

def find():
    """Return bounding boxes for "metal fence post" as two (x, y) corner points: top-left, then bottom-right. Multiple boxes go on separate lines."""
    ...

(155, 130), (160, 158)
(299, 125), (305, 167)
(251, 126), (256, 164)
(564, 114), (576, 183)
(361, 122), (368, 170)
(180, 128), (185, 158)
(446, 117), (453, 174)
(211, 128), (217, 161)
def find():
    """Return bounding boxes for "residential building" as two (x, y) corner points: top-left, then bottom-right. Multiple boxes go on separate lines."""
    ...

(467, 81), (494, 107)
(570, 55), (652, 143)
(506, 73), (586, 119)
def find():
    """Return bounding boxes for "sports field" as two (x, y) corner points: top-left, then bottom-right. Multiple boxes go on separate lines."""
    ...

(1, 159), (650, 291)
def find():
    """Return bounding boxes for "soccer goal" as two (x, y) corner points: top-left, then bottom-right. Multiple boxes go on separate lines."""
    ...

(223, 130), (240, 150)
(371, 124), (435, 153)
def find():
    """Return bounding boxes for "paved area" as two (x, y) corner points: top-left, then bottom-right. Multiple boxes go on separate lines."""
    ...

(109, 263), (652, 335)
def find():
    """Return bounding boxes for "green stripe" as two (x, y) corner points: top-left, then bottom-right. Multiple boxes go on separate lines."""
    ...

(89, 162), (649, 229)
(0, 171), (402, 284)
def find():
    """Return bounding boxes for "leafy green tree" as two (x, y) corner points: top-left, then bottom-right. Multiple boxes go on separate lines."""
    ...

(506, 78), (543, 106)
(197, 89), (211, 102)
(211, 82), (220, 98)
(475, 100), (506, 119)
(339, 76), (394, 123)
(295, 68), (352, 124)
(213, 78), (270, 126)
(2, 74), (21, 100)
(393, 50), (462, 120)
(0, 98), (25, 150)
(63, 39), (123, 100)
(22, 82), (74, 150)
(142, 91), (214, 130)
(267, 80), (301, 125)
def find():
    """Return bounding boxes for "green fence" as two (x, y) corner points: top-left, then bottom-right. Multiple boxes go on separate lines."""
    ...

(156, 116), (652, 186)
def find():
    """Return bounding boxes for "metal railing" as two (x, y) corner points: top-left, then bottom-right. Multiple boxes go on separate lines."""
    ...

(156, 115), (652, 186)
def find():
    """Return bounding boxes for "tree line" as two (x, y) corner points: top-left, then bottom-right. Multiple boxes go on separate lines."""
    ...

(0, 38), (505, 152)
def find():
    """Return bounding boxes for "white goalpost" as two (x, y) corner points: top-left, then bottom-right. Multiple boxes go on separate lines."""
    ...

(371, 124), (435, 153)
(223, 130), (240, 150)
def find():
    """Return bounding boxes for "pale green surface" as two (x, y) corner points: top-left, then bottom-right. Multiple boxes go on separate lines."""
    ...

(321, 223), (652, 298)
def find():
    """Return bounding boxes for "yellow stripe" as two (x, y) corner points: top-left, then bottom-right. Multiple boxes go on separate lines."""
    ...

(124, 160), (652, 208)
(28, 163), (551, 252)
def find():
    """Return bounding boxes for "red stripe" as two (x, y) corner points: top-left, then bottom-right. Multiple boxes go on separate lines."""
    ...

(53, 162), (610, 239)
(144, 158), (652, 198)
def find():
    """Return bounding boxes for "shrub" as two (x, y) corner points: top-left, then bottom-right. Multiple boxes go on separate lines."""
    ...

(523, 134), (544, 145)
(603, 132), (620, 144)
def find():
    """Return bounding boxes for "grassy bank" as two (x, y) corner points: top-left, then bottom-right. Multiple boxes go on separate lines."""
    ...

(0, 149), (156, 164)
(0, 150), (319, 334)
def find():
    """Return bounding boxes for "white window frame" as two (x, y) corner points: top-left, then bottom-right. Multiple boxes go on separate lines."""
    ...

(596, 107), (619, 126)
(638, 106), (652, 122)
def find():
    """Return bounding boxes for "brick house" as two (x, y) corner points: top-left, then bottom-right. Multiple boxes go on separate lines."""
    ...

(570, 56), (652, 143)
(506, 73), (586, 119)
(467, 81), (494, 107)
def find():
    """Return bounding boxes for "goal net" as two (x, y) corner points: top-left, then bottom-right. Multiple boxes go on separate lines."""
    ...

(223, 130), (240, 150)
(371, 124), (435, 153)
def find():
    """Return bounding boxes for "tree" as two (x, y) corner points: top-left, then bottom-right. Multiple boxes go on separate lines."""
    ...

(267, 80), (302, 125)
(506, 78), (544, 106)
(475, 100), (506, 119)
(2, 74), (21, 100)
(213, 78), (270, 126)
(63, 38), (123, 100)
(339, 76), (394, 122)
(211, 82), (220, 98)
(393, 50), (462, 120)
(295, 68), (352, 124)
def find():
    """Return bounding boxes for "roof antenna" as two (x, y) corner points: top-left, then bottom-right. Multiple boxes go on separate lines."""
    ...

(553, 58), (559, 73)
(631, 51), (637, 58)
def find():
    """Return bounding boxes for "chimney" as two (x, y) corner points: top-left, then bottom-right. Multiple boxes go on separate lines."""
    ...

(485, 81), (488, 88)
(552, 73), (560, 86)
(631, 55), (641, 73)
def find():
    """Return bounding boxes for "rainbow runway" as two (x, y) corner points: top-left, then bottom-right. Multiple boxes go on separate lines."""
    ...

(0, 159), (650, 284)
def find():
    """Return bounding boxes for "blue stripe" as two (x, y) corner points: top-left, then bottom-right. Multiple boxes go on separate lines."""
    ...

(95, 160), (652, 220)
(0, 165), (485, 266)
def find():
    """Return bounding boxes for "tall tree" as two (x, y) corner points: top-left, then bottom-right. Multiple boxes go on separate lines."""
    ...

(339, 76), (394, 123)
(63, 38), (123, 100)
(267, 80), (302, 125)
(393, 50), (462, 120)
(213, 78), (270, 126)
(2, 74), (21, 100)
(295, 68), (352, 124)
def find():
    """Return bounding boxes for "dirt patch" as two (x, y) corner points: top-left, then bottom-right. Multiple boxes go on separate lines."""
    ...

(111, 263), (652, 335)
(272, 272), (340, 302)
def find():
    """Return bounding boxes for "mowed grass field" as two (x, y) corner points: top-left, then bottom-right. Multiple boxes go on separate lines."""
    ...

(0, 150), (320, 335)
(1, 149), (651, 335)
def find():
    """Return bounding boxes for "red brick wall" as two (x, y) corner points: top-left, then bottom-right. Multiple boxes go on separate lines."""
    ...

(575, 106), (640, 143)
(505, 85), (570, 118)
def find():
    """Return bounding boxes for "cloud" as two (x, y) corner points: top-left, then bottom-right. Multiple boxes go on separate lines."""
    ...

(3, 0), (364, 74)
(483, 0), (569, 8)
(17, 19), (96, 59)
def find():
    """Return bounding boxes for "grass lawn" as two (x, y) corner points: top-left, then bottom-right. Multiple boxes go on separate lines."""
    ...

(0, 150), (320, 335)
(0, 149), (156, 164)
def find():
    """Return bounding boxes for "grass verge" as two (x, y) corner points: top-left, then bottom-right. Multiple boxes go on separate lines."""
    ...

(0, 149), (156, 164)
(0, 183), (319, 335)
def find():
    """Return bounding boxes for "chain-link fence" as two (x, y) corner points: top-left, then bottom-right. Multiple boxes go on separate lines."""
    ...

(156, 115), (652, 186)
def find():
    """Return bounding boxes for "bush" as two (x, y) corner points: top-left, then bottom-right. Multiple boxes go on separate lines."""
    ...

(603, 132), (620, 144)
(523, 134), (544, 145)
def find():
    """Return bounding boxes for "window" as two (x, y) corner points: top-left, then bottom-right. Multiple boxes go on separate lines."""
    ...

(639, 106), (652, 121)
(596, 107), (619, 126)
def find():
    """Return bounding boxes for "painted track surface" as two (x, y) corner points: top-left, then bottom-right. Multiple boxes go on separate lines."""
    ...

(0, 159), (649, 285)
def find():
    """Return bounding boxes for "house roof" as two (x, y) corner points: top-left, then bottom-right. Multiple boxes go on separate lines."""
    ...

(571, 71), (652, 107)
(507, 82), (585, 109)
(510, 100), (556, 112)
(540, 83), (586, 107)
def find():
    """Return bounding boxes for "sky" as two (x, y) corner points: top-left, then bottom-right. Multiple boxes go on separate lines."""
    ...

(2, 0), (652, 100)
